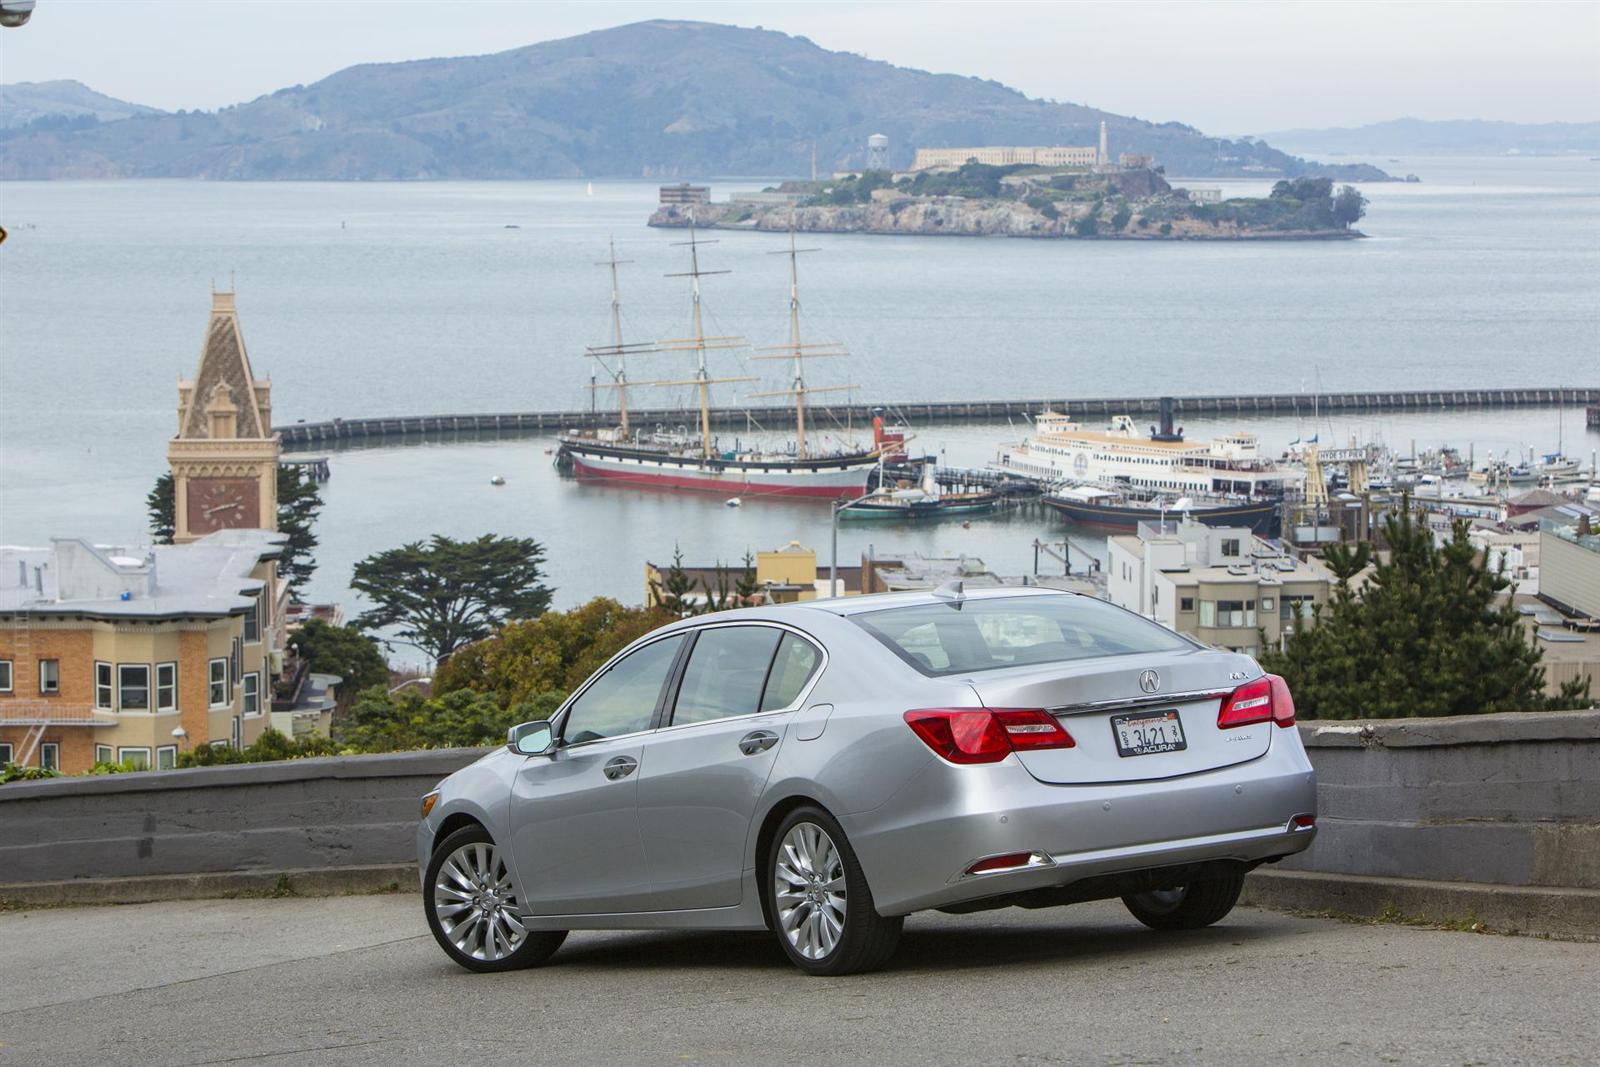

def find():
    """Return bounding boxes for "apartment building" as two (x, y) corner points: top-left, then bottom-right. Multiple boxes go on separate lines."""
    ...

(1107, 520), (1334, 655)
(0, 530), (289, 773)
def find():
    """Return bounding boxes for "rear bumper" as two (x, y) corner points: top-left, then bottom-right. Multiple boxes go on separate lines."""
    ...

(841, 731), (1317, 916)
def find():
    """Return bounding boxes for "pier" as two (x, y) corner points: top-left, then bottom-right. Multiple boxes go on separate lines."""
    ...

(275, 387), (1599, 448)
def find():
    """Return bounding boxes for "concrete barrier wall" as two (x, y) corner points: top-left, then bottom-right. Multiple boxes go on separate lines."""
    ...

(2, 712), (1597, 895)
(0, 749), (485, 885)
(1280, 711), (1600, 890)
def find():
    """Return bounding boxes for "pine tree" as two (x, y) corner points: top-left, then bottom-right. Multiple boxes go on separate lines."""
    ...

(1260, 508), (1591, 718)
(649, 545), (701, 617)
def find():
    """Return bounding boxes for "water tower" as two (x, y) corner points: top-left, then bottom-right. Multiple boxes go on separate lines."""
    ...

(866, 133), (889, 171)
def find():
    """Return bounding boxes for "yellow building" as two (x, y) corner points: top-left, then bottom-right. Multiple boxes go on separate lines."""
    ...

(645, 542), (862, 607)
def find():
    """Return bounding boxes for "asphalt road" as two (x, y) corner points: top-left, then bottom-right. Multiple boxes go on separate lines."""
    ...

(1, 894), (1594, 1066)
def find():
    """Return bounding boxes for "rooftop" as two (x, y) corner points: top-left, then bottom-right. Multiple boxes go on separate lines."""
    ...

(0, 529), (285, 620)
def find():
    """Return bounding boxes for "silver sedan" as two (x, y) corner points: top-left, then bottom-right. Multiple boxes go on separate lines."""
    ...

(417, 586), (1317, 975)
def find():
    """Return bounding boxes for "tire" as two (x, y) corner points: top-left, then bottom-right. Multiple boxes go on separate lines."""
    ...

(1122, 870), (1246, 931)
(766, 805), (903, 976)
(425, 824), (567, 973)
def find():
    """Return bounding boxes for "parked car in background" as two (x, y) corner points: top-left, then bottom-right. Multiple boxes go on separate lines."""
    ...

(418, 586), (1317, 975)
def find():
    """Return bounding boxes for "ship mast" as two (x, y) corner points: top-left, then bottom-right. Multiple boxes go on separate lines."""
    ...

(653, 220), (754, 460)
(583, 239), (657, 438)
(750, 224), (854, 460)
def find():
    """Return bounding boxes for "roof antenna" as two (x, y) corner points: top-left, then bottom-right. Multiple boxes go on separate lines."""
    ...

(932, 579), (964, 601)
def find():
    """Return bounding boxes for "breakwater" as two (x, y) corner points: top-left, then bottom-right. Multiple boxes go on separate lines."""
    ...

(275, 387), (1599, 447)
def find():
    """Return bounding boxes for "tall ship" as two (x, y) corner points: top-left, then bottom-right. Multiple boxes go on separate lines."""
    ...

(992, 398), (1297, 534)
(555, 228), (878, 499)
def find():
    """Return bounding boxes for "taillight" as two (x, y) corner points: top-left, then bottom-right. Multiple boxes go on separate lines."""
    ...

(903, 708), (1074, 764)
(1217, 674), (1296, 729)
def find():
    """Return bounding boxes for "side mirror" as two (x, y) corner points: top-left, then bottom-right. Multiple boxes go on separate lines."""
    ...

(507, 720), (555, 756)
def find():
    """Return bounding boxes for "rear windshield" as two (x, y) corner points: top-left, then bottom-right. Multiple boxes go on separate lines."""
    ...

(850, 595), (1192, 676)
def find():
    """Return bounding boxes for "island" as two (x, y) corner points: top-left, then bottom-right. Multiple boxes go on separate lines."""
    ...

(650, 166), (1368, 241)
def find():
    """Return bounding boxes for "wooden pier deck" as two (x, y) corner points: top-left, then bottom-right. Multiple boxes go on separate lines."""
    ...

(275, 387), (1599, 447)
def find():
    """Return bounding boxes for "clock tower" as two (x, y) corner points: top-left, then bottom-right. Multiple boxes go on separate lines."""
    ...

(168, 291), (280, 543)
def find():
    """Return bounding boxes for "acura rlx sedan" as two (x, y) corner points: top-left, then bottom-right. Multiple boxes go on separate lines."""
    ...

(418, 586), (1316, 976)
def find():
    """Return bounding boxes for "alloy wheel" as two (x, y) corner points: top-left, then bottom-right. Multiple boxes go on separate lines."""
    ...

(773, 821), (847, 960)
(433, 841), (527, 962)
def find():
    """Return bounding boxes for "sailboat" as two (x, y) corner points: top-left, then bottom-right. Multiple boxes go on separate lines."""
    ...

(554, 226), (878, 499)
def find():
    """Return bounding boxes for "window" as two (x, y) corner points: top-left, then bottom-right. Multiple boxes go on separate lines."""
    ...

(118, 664), (151, 711)
(671, 627), (783, 727)
(156, 746), (177, 771)
(41, 743), (59, 771)
(761, 634), (823, 711)
(852, 595), (1191, 678)
(1214, 600), (1257, 628)
(231, 638), (242, 688)
(117, 747), (151, 770)
(1199, 600), (1217, 627)
(243, 672), (260, 716)
(38, 659), (59, 694)
(95, 744), (113, 765)
(209, 659), (229, 707)
(157, 663), (177, 711)
(1281, 595), (1316, 623)
(1221, 539), (1242, 558)
(95, 662), (113, 709)
(0, 659), (11, 692)
(1179, 597), (1196, 613)
(0, 743), (11, 764)
(561, 635), (685, 745)
(244, 597), (261, 643)
(1261, 596), (1276, 612)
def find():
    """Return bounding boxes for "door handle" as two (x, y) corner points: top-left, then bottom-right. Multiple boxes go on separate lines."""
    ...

(603, 755), (638, 780)
(738, 730), (780, 756)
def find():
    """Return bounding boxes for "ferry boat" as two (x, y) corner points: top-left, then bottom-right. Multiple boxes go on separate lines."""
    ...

(1041, 485), (1282, 535)
(995, 400), (1295, 497)
(556, 228), (877, 500)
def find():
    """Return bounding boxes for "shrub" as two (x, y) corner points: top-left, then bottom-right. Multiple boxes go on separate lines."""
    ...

(1, 762), (63, 784)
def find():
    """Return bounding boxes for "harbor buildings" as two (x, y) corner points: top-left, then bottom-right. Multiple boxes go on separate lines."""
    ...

(1, 291), (293, 773)
(1106, 521), (1335, 655)
(645, 542), (863, 608)
(658, 183), (710, 206)
(911, 144), (1099, 170)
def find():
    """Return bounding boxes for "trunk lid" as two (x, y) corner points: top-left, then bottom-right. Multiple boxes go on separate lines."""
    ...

(966, 649), (1270, 784)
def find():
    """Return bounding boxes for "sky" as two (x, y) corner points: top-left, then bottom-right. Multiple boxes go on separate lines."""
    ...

(1, 0), (1597, 135)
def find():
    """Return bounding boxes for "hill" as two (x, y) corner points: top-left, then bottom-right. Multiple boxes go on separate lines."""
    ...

(0, 79), (164, 130)
(0, 21), (1389, 181)
(1262, 117), (1600, 158)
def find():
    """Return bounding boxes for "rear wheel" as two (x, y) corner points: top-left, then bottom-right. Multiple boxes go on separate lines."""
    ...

(767, 806), (902, 976)
(1122, 870), (1246, 931)
(425, 825), (567, 972)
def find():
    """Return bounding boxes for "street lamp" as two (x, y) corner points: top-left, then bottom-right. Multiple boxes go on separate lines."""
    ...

(171, 726), (188, 752)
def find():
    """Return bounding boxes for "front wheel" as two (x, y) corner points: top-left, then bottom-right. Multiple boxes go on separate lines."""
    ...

(767, 806), (902, 976)
(425, 825), (567, 972)
(1122, 870), (1246, 931)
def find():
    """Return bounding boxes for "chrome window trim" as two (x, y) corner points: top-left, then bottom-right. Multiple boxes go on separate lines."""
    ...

(553, 631), (692, 750)
(655, 621), (829, 734)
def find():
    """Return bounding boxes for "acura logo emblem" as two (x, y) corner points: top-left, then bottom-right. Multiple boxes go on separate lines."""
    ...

(1139, 669), (1161, 694)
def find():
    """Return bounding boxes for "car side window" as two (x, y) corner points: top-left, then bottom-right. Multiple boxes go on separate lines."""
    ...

(562, 634), (685, 745)
(671, 626), (784, 726)
(760, 633), (822, 711)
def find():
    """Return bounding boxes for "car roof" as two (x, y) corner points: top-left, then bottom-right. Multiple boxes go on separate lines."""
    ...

(668, 585), (1075, 627)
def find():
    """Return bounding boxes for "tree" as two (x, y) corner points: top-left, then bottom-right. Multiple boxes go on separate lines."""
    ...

(146, 474), (175, 545)
(1332, 184), (1368, 227)
(1110, 203), (1133, 232)
(337, 686), (562, 752)
(286, 617), (390, 700)
(1260, 506), (1591, 718)
(650, 545), (700, 616)
(433, 596), (673, 708)
(735, 551), (761, 605)
(351, 534), (553, 664)
(275, 465), (323, 595)
(146, 469), (322, 594)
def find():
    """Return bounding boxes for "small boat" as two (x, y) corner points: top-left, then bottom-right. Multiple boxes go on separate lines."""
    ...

(841, 465), (1000, 521)
(725, 497), (742, 508)
(490, 475), (506, 486)
(1042, 484), (1281, 535)
(586, 181), (595, 196)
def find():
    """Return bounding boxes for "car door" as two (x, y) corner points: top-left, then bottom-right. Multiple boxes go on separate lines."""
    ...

(637, 626), (825, 911)
(507, 632), (686, 916)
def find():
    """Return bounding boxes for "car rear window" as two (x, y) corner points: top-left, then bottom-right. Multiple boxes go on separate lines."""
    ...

(849, 595), (1192, 676)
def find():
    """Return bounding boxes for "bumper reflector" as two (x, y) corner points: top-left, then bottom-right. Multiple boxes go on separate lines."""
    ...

(965, 851), (1049, 876)
(1290, 814), (1316, 830)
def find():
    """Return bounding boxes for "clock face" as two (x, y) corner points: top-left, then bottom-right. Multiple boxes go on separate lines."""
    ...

(186, 477), (260, 534)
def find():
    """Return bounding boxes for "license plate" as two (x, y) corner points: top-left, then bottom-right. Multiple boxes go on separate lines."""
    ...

(1111, 709), (1187, 757)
